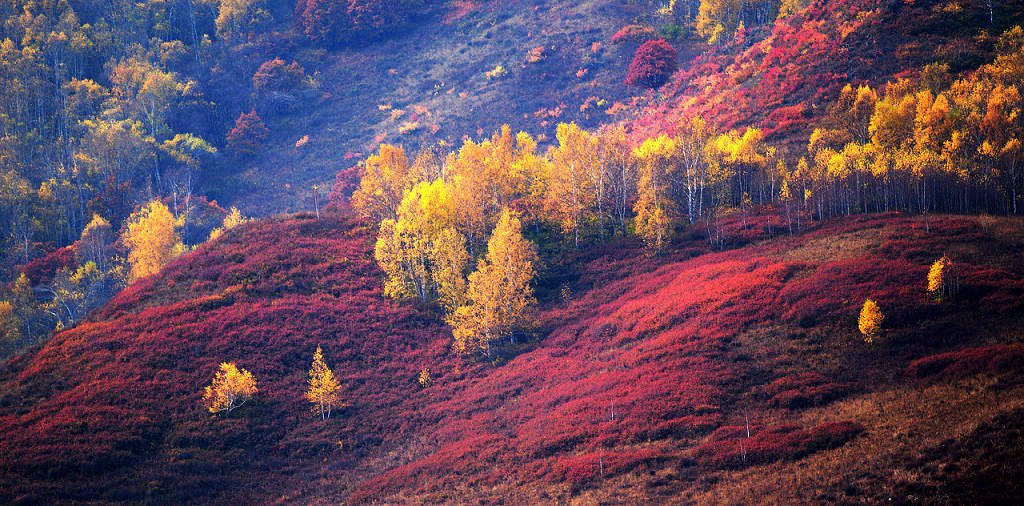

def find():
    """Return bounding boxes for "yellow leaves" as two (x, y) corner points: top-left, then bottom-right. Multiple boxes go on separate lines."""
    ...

(547, 123), (599, 244)
(927, 256), (959, 300)
(448, 209), (537, 358)
(202, 362), (257, 415)
(485, 65), (507, 79)
(375, 179), (469, 306)
(122, 200), (184, 282)
(208, 207), (248, 242)
(0, 300), (22, 346)
(927, 256), (948, 295)
(351, 144), (413, 222)
(418, 368), (431, 387)
(858, 299), (884, 342)
(305, 345), (343, 419)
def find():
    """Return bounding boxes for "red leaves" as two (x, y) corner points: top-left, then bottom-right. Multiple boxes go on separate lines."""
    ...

(693, 421), (863, 469)
(225, 110), (269, 156)
(907, 345), (1024, 379)
(252, 58), (305, 92)
(22, 247), (76, 285)
(295, 0), (426, 46)
(625, 40), (679, 89)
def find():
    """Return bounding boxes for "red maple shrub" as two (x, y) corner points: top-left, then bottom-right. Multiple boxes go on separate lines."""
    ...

(611, 24), (657, 45)
(693, 421), (863, 469)
(252, 58), (305, 92)
(226, 110), (269, 156)
(325, 165), (360, 214)
(22, 246), (77, 285)
(625, 40), (679, 89)
(3, 212), (1024, 503)
(295, 0), (428, 46)
(764, 373), (850, 409)
(907, 345), (1024, 379)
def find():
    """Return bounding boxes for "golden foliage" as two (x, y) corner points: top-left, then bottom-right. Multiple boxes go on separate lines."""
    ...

(858, 299), (884, 342)
(208, 207), (248, 242)
(351, 144), (414, 222)
(448, 209), (538, 358)
(202, 362), (257, 415)
(305, 345), (343, 420)
(122, 200), (184, 281)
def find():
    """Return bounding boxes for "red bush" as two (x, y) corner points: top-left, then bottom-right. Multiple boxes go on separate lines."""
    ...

(907, 345), (1024, 379)
(225, 110), (269, 156)
(326, 165), (360, 214)
(764, 373), (849, 409)
(22, 247), (77, 285)
(295, 0), (427, 46)
(625, 40), (678, 89)
(611, 24), (657, 45)
(693, 421), (863, 469)
(252, 58), (305, 92)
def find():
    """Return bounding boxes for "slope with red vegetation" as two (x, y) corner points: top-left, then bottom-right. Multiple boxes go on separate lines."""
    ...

(627, 0), (1024, 145)
(3, 212), (1024, 503)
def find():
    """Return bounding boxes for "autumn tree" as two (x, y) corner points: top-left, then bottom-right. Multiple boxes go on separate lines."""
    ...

(927, 255), (958, 300)
(625, 40), (679, 88)
(374, 179), (465, 303)
(305, 345), (343, 419)
(633, 135), (678, 252)
(203, 362), (258, 415)
(253, 58), (306, 92)
(122, 200), (185, 281)
(448, 209), (538, 359)
(216, 0), (271, 43)
(596, 126), (638, 236)
(447, 126), (548, 252)
(0, 301), (22, 352)
(858, 298), (884, 342)
(226, 110), (269, 156)
(696, 0), (740, 44)
(77, 214), (113, 268)
(547, 123), (598, 247)
(352, 143), (416, 222)
(208, 207), (248, 242)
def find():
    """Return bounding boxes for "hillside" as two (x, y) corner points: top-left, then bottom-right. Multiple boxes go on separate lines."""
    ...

(3, 211), (1024, 503)
(230, 0), (676, 216)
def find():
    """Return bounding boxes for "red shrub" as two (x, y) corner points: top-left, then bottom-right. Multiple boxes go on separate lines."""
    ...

(225, 110), (269, 156)
(625, 40), (679, 89)
(326, 165), (361, 214)
(611, 24), (657, 45)
(295, 0), (427, 46)
(764, 373), (849, 409)
(23, 247), (76, 285)
(906, 345), (1024, 379)
(694, 421), (863, 469)
(252, 58), (305, 92)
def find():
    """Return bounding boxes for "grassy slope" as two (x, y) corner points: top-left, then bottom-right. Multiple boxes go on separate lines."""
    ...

(230, 0), (664, 216)
(2, 212), (1023, 503)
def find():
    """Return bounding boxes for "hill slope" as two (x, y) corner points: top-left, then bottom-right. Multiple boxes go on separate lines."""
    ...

(3, 212), (1024, 503)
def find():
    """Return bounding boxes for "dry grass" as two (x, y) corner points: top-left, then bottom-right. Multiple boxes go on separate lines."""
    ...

(775, 226), (891, 264)
(684, 378), (1024, 504)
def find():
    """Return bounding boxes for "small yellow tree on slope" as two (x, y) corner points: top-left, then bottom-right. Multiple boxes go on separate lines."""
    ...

(858, 299), (884, 342)
(202, 362), (257, 415)
(927, 255), (958, 300)
(208, 207), (249, 242)
(305, 345), (344, 419)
